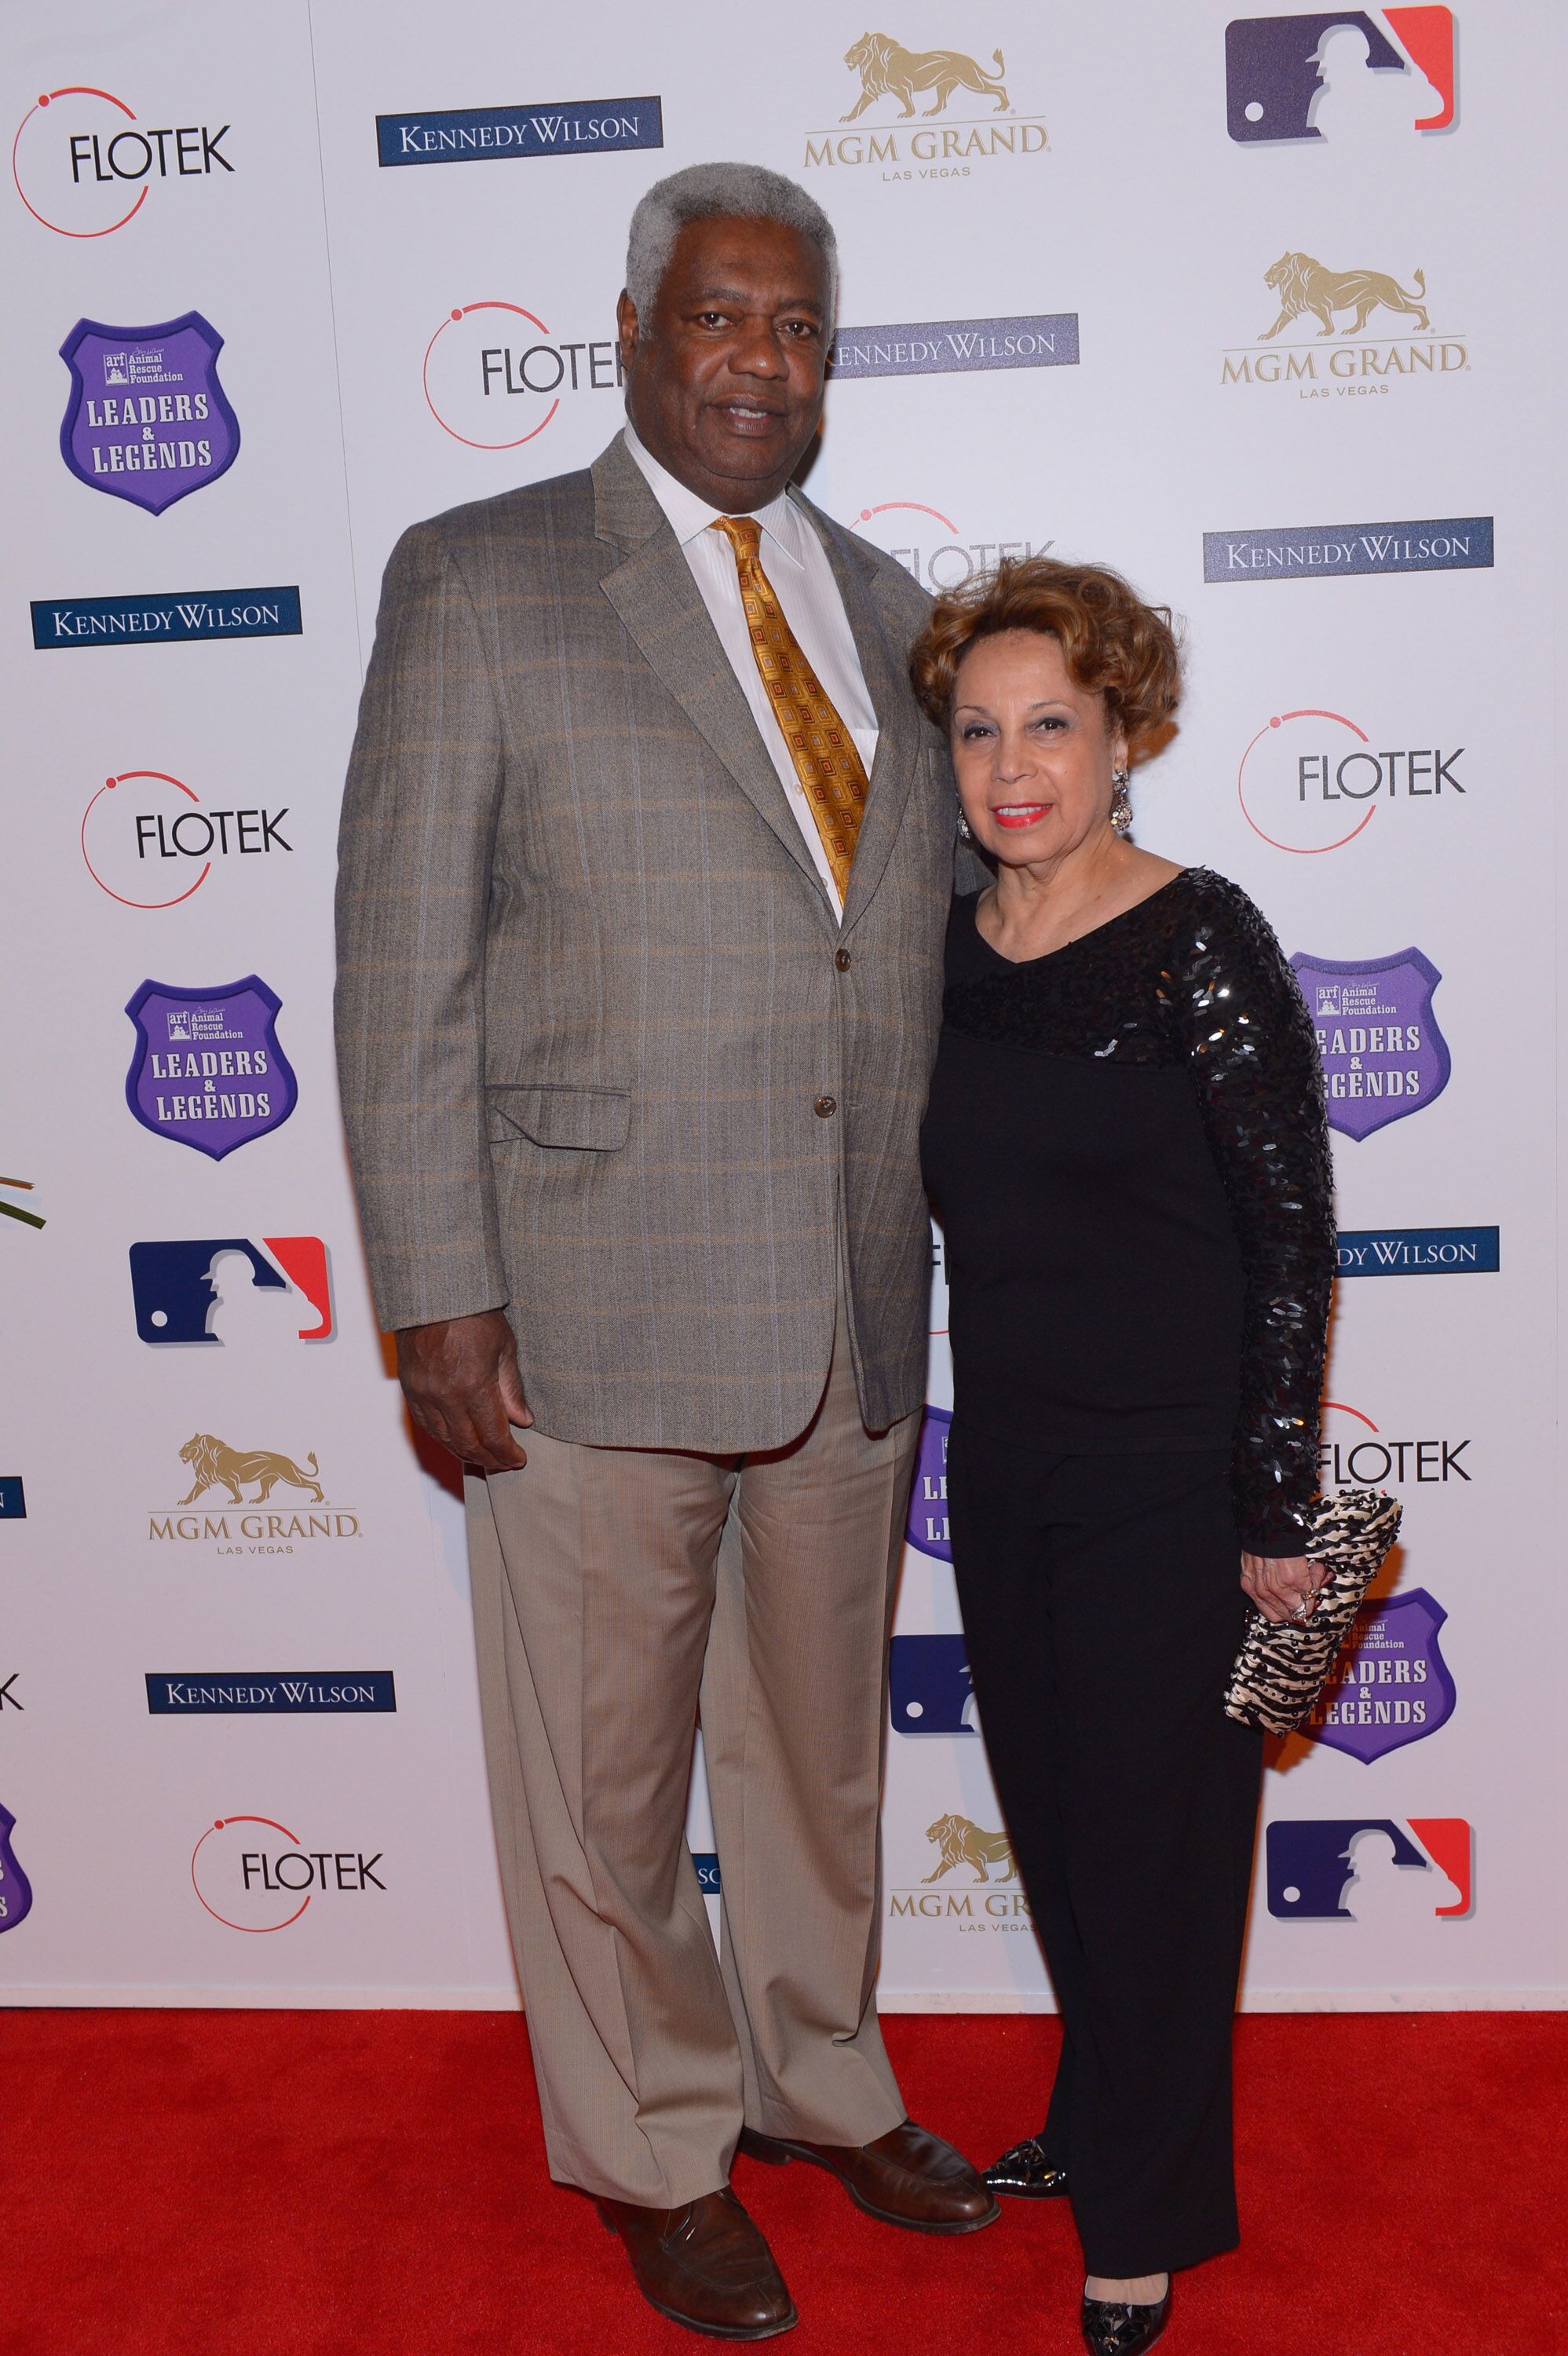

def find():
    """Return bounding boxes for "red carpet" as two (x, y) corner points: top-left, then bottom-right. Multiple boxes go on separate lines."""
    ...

(4, 2009), (1561, 2353)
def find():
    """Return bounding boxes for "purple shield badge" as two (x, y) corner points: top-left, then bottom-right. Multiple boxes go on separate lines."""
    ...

(907, 1406), (952, 1561)
(60, 311), (239, 514)
(125, 977), (298, 1161)
(0, 1801), (34, 1933)
(1303, 1586), (1457, 1762)
(1292, 948), (1450, 1142)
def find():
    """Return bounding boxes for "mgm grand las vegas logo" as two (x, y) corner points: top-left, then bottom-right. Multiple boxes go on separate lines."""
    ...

(1222, 252), (1468, 397)
(147, 1432), (360, 1553)
(887, 1813), (1032, 1931)
(804, 32), (1047, 179)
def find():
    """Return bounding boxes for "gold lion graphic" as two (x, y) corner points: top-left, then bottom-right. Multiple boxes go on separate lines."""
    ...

(177, 1432), (324, 1505)
(842, 31), (1009, 121)
(1260, 252), (1430, 340)
(923, 1812), (1017, 1884)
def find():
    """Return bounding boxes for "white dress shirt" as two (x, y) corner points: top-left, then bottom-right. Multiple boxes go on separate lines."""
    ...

(623, 423), (879, 916)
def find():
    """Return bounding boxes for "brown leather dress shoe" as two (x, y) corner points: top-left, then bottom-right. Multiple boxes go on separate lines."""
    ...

(736, 2119), (1001, 2234)
(596, 2186), (797, 2340)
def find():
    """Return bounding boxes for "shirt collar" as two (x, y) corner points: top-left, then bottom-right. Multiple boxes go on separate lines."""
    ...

(622, 422), (805, 571)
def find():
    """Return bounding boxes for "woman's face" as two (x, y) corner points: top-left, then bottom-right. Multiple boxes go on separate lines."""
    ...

(949, 628), (1127, 868)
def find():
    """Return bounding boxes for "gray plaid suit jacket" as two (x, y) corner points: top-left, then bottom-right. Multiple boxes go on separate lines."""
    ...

(334, 431), (956, 1450)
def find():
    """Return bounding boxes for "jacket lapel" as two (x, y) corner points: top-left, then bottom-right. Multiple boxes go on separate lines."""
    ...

(593, 439), (835, 917)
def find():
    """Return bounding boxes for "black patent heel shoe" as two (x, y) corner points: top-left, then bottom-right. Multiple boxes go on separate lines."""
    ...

(982, 2131), (1069, 2200)
(1080, 2287), (1171, 2355)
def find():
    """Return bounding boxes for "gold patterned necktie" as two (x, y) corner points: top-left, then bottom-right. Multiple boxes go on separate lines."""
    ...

(710, 514), (869, 902)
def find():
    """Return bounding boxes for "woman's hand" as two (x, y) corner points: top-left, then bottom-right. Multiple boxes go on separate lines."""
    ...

(1241, 1552), (1320, 1625)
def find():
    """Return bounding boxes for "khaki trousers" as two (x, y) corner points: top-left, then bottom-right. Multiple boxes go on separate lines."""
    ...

(465, 1314), (919, 2206)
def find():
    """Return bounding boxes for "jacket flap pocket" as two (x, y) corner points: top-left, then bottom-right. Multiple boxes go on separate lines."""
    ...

(487, 1084), (630, 1151)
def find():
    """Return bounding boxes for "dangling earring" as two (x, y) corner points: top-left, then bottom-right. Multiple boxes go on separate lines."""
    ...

(956, 807), (973, 843)
(1109, 767), (1132, 837)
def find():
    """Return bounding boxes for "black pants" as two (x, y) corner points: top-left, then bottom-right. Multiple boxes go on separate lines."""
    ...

(947, 1429), (1263, 2277)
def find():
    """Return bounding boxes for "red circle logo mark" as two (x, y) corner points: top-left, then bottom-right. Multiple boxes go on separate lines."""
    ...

(1237, 708), (1378, 855)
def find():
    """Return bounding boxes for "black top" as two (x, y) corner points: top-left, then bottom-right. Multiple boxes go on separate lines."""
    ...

(919, 869), (1336, 1556)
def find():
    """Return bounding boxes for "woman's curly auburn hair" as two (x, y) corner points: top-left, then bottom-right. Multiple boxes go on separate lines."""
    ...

(908, 556), (1182, 760)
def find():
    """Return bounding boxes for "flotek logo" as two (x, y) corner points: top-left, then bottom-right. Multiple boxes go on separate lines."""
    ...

(890, 1633), (978, 1734)
(829, 314), (1079, 379)
(1221, 252), (1467, 398)
(82, 770), (291, 908)
(125, 977), (297, 1159)
(1304, 1587), (1457, 1762)
(191, 1814), (385, 1933)
(422, 302), (623, 450)
(376, 95), (662, 168)
(129, 1238), (333, 1346)
(13, 86), (232, 236)
(148, 1674), (394, 1715)
(1206, 518), (1493, 584)
(850, 499), (1053, 594)
(1225, 10), (1454, 144)
(1237, 708), (1467, 853)
(1266, 1816), (1471, 1919)
(1319, 1400), (1470, 1491)
(805, 32), (1047, 178)
(1292, 949), (1450, 1138)
(60, 313), (239, 514)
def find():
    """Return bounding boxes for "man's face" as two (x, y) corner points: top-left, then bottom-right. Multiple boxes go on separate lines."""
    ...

(618, 214), (832, 511)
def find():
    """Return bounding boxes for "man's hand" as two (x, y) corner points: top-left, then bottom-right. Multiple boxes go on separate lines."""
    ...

(396, 1308), (532, 1472)
(1241, 1551), (1320, 1626)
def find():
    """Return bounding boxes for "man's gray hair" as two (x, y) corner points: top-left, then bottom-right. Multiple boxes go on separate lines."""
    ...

(624, 162), (838, 320)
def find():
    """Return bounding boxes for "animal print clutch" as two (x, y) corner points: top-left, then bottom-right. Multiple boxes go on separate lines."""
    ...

(1224, 1488), (1403, 1737)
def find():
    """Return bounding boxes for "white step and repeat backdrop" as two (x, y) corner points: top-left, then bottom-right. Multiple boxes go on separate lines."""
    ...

(3, 2), (1563, 2008)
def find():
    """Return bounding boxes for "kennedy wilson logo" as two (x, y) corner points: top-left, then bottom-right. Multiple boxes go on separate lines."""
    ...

(82, 770), (291, 908)
(13, 86), (232, 236)
(829, 314), (1078, 380)
(848, 497), (1052, 595)
(1206, 518), (1493, 584)
(1336, 1226), (1498, 1277)
(149, 1674), (394, 1714)
(148, 1432), (360, 1555)
(1222, 252), (1467, 398)
(377, 95), (661, 167)
(423, 302), (623, 450)
(1237, 708), (1467, 854)
(33, 587), (301, 650)
(192, 1814), (385, 1933)
(805, 32), (1047, 179)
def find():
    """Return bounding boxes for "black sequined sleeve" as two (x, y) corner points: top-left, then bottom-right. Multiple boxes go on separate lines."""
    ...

(1176, 876), (1336, 1556)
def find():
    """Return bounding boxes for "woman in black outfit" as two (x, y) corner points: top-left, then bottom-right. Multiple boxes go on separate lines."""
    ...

(912, 558), (1336, 2356)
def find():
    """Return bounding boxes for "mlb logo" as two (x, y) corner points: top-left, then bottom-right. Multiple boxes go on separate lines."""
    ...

(1266, 1817), (1471, 1919)
(890, 1633), (979, 1736)
(128, 1237), (333, 1344)
(1226, 9), (1455, 142)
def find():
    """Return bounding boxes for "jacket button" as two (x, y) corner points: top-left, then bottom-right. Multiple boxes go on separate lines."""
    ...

(814, 1095), (837, 1118)
(835, 948), (852, 971)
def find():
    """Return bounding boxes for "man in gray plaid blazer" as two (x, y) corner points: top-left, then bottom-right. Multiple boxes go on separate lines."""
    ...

(336, 163), (993, 2337)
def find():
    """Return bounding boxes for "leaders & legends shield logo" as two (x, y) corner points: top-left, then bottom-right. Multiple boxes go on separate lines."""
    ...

(1291, 949), (1449, 1140)
(1305, 1586), (1457, 1762)
(60, 311), (239, 512)
(0, 1802), (35, 1932)
(125, 977), (296, 1159)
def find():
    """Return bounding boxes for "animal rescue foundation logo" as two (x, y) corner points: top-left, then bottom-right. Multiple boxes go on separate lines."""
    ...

(1220, 252), (1467, 398)
(803, 32), (1047, 178)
